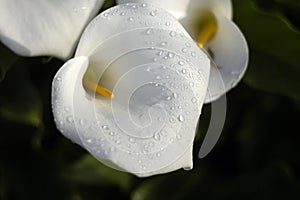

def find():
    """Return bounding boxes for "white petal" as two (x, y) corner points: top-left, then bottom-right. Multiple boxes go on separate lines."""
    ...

(117, 0), (232, 19)
(204, 14), (248, 103)
(52, 56), (89, 145)
(76, 3), (191, 56)
(54, 4), (211, 177)
(0, 0), (104, 59)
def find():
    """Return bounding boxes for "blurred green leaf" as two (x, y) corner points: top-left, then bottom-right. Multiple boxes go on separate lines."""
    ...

(0, 60), (42, 126)
(234, 0), (300, 99)
(234, 0), (300, 69)
(65, 154), (133, 192)
(0, 43), (18, 82)
(252, 0), (300, 31)
(244, 50), (300, 100)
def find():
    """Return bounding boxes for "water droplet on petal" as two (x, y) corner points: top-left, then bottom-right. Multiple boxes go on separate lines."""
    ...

(168, 52), (174, 58)
(109, 131), (115, 136)
(179, 61), (185, 66)
(129, 137), (135, 143)
(87, 139), (92, 143)
(157, 51), (163, 56)
(191, 97), (197, 103)
(102, 125), (109, 130)
(170, 31), (177, 37)
(79, 119), (85, 126)
(67, 116), (74, 123)
(146, 28), (153, 35)
(182, 48), (188, 53)
(169, 117), (175, 123)
(160, 41), (167, 46)
(128, 17), (134, 22)
(178, 115), (185, 122)
(153, 132), (161, 141)
(150, 10), (156, 16)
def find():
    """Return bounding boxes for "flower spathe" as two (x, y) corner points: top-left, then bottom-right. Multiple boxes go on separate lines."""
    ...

(52, 4), (211, 177)
(0, 0), (104, 59)
(118, 0), (248, 102)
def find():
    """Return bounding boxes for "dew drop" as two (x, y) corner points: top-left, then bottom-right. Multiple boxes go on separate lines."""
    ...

(156, 75), (161, 80)
(120, 12), (125, 16)
(132, 5), (137, 9)
(56, 76), (62, 81)
(110, 147), (115, 152)
(86, 139), (92, 143)
(169, 117), (175, 123)
(150, 10), (156, 16)
(153, 132), (161, 141)
(146, 28), (153, 35)
(115, 140), (121, 145)
(128, 17), (134, 22)
(109, 131), (115, 136)
(141, 3), (147, 7)
(191, 51), (196, 57)
(165, 22), (170, 26)
(102, 125), (109, 130)
(79, 119), (85, 126)
(67, 116), (74, 123)
(185, 42), (191, 47)
(178, 115), (185, 122)
(181, 69), (187, 74)
(160, 41), (167, 46)
(168, 52), (174, 58)
(129, 137), (135, 143)
(169, 31), (177, 37)
(181, 48), (188, 53)
(103, 13), (108, 17)
(64, 107), (70, 112)
(191, 97), (197, 103)
(156, 153), (161, 157)
(178, 61), (185, 66)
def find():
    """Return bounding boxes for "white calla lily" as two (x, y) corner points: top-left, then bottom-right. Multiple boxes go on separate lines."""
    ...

(117, 0), (248, 102)
(0, 0), (104, 59)
(52, 4), (211, 177)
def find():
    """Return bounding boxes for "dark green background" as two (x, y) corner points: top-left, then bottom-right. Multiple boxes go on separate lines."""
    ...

(1, 0), (299, 199)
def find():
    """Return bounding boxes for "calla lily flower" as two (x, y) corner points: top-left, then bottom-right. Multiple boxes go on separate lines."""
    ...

(0, 0), (104, 59)
(52, 3), (211, 177)
(118, 0), (249, 102)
